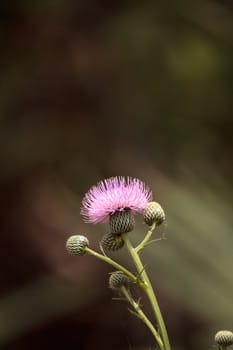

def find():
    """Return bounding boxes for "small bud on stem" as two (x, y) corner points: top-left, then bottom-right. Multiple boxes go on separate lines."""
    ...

(101, 232), (124, 251)
(144, 202), (165, 226)
(215, 330), (233, 348)
(66, 235), (89, 256)
(109, 271), (130, 290)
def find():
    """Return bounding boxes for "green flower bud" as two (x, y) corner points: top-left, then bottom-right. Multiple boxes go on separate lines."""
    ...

(143, 202), (165, 226)
(109, 271), (130, 290)
(109, 209), (135, 234)
(101, 232), (124, 251)
(66, 235), (89, 256)
(215, 330), (233, 348)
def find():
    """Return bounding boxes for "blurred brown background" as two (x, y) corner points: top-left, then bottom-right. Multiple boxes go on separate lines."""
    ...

(0, 1), (232, 349)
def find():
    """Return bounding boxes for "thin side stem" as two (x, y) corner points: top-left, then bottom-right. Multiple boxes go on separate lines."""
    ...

(122, 234), (171, 350)
(135, 223), (156, 253)
(121, 286), (163, 350)
(85, 247), (145, 288)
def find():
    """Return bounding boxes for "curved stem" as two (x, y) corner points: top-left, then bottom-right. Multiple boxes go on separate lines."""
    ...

(122, 234), (171, 350)
(85, 247), (145, 288)
(121, 286), (163, 350)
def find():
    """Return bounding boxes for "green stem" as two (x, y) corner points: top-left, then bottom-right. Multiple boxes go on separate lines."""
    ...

(122, 234), (171, 350)
(85, 247), (144, 287)
(121, 286), (163, 349)
(135, 222), (156, 253)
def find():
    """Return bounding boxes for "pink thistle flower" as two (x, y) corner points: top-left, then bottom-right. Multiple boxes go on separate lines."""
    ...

(81, 176), (152, 224)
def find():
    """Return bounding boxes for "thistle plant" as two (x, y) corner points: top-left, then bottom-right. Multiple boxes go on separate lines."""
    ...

(66, 176), (170, 350)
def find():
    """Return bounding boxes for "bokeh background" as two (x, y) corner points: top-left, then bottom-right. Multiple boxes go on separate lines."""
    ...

(0, 1), (232, 349)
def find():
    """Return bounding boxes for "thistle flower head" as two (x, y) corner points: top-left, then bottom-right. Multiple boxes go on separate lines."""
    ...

(81, 176), (152, 224)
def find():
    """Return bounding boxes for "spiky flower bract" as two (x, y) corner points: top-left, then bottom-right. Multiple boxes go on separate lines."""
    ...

(110, 208), (135, 233)
(81, 176), (152, 224)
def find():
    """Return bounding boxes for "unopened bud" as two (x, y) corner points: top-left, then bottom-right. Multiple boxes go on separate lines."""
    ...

(66, 235), (89, 256)
(109, 271), (130, 290)
(215, 330), (233, 348)
(101, 232), (124, 251)
(143, 202), (165, 226)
